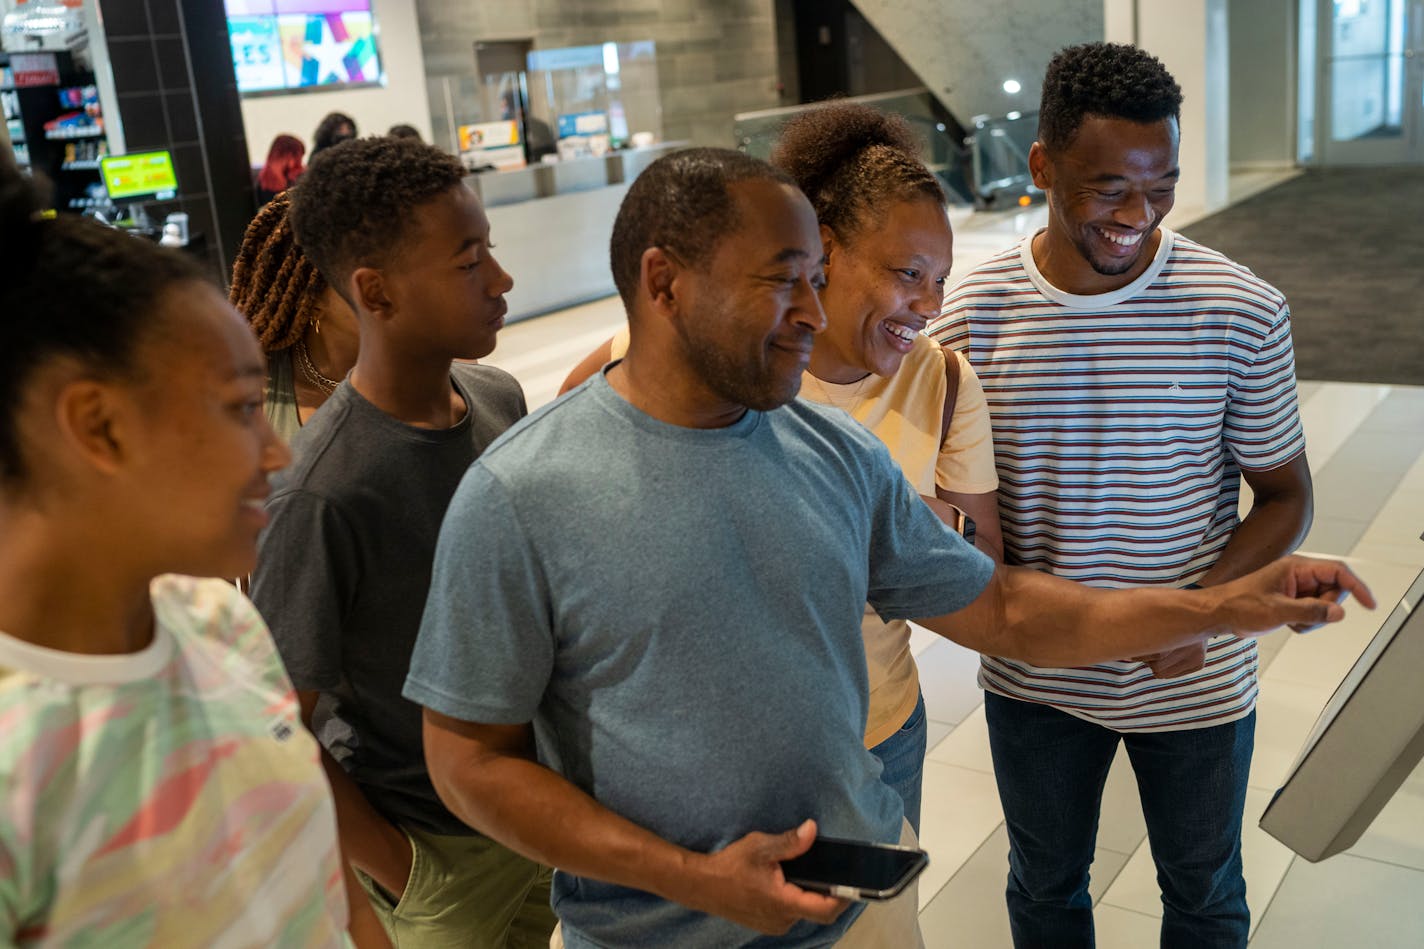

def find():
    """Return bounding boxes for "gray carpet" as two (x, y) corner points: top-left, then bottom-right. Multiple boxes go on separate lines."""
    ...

(1178, 167), (1424, 386)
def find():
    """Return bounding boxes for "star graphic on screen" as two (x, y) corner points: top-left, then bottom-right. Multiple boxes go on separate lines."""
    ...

(302, 18), (354, 84)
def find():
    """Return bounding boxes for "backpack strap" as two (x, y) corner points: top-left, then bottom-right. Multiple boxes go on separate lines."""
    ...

(939, 344), (962, 446)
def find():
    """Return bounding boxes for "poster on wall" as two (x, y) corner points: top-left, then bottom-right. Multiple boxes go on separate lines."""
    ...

(226, 0), (383, 95)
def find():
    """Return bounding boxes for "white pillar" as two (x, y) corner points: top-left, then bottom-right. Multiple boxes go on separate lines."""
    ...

(1103, 0), (1230, 215)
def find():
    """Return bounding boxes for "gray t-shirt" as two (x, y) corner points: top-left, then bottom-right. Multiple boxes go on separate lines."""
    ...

(252, 363), (526, 836)
(404, 372), (995, 947)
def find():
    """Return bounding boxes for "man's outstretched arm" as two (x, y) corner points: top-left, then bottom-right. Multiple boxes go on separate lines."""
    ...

(422, 711), (849, 937)
(917, 554), (1374, 667)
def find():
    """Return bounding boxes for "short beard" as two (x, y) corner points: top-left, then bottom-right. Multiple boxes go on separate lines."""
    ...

(680, 330), (801, 412)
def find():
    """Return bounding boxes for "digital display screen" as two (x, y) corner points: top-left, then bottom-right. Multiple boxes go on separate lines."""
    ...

(100, 151), (178, 201)
(225, 0), (382, 95)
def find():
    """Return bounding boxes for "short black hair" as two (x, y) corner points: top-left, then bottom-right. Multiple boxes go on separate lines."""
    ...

(388, 123), (421, 141)
(1038, 42), (1183, 153)
(0, 164), (206, 487)
(609, 147), (793, 308)
(772, 100), (943, 243)
(288, 136), (469, 299)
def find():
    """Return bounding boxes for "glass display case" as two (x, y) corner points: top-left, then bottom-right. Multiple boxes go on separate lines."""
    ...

(525, 41), (663, 159)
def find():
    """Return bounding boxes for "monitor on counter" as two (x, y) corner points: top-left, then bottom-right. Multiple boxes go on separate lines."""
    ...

(100, 150), (178, 203)
(1259, 565), (1424, 861)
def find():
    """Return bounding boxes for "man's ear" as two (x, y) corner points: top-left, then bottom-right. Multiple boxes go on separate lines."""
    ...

(1027, 141), (1052, 191)
(641, 247), (682, 318)
(53, 379), (133, 476)
(349, 267), (394, 322)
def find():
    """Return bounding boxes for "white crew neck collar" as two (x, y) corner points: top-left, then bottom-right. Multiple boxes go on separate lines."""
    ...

(1021, 227), (1176, 309)
(0, 619), (174, 686)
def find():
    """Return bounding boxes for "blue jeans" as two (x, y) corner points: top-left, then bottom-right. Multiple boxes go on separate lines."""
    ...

(868, 691), (928, 836)
(985, 692), (1254, 949)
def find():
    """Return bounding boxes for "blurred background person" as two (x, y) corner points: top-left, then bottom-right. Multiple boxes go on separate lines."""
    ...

(312, 111), (358, 158)
(255, 133), (305, 207)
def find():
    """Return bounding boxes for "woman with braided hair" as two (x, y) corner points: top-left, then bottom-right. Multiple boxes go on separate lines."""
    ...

(230, 189), (357, 440)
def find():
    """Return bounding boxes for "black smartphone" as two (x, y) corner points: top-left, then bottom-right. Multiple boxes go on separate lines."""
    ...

(780, 837), (929, 901)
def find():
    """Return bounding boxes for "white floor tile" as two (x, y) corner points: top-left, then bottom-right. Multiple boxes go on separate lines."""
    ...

(1097, 747), (1149, 855)
(1240, 788), (1300, 936)
(916, 638), (984, 726)
(1359, 488), (1424, 549)
(1345, 758), (1424, 872)
(1247, 680), (1332, 793)
(1296, 382), (1393, 472)
(927, 703), (995, 775)
(917, 824), (1132, 949)
(1093, 905), (1164, 948)
(1099, 788), (1292, 937)
(1394, 448), (1424, 493)
(1262, 559), (1420, 691)
(1348, 539), (1424, 570)
(1246, 853), (1424, 949)
(1253, 627), (1295, 672)
(1298, 514), (1371, 557)
(916, 761), (1005, 910)
(908, 621), (939, 659)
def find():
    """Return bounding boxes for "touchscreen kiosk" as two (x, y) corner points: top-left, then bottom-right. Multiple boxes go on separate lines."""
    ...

(1260, 565), (1424, 861)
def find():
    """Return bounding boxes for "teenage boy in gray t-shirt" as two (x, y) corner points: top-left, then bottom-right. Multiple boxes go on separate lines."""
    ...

(250, 137), (554, 949)
(402, 149), (1370, 949)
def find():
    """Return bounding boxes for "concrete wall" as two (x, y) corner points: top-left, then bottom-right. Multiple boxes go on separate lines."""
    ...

(849, 0), (1102, 120)
(1106, 0), (1230, 216)
(1229, 0), (1296, 167)
(237, 0), (432, 167)
(413, 0), (780, 149)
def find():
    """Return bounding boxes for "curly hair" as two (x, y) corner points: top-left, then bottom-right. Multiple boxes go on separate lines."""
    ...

(229, 190), (326, 353)
(0, 164), (205, 487)
(1038, 43), (1183, 153)
(609, 147), (793, 309)
(771, 100), (943, 244)
(288, 136), (468, 301)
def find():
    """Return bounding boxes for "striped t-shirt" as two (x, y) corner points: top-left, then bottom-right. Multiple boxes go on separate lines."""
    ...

(930, 228), (1305, 732)
(0, 575), (349, 946)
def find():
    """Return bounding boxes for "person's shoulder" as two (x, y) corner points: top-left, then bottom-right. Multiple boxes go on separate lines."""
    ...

(452, 361), (526, 412)
(941, 242), (1033, 315)
(470, 383), (603, 479)
(151, 575), (270, 654)
(154, 575), (291, 688)
(1164, 232), (1287, 315)
(902, 333), (948, 375)
(777, 396), (895, 461)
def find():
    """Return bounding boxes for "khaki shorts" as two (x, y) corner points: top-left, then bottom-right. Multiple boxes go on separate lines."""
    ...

(358, 824), (556, 949)
(548, 820), (923, 948)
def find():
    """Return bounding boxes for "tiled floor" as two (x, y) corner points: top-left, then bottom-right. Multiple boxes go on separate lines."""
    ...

(482, 173), (1424, 946)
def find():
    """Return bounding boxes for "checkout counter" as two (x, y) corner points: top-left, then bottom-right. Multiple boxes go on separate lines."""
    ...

(465, 141), (684, 323)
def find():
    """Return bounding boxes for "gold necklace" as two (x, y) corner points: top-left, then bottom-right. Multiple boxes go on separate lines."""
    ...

(294, 339), (340, 394)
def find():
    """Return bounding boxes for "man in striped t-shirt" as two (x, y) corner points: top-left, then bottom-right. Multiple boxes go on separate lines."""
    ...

(932, 44), (1313, 948)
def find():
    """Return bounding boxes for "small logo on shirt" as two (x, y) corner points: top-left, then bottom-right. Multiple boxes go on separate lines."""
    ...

(1168, 381), (1183, 393)
(269, 718), (295, 743)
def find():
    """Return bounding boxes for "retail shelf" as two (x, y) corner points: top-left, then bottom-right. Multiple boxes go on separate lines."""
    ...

(45, 127), (103, 140)
(60, 160), (102, 170)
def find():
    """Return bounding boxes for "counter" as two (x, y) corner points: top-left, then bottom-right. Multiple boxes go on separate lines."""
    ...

(467, 142), (685, 322)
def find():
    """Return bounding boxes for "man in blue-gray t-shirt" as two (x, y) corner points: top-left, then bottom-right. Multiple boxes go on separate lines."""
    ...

(403, 149), (1370, 949)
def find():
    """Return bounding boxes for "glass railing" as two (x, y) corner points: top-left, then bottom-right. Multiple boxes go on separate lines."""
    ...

(733, 88), (976, 206)
(966, 110), (1041, 208)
